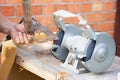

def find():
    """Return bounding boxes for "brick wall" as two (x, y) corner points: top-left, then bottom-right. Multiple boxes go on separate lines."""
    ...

(0, 0), (118, 54)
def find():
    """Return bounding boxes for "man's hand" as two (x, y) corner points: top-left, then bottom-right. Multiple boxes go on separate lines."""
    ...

(9, 24), (32, 44)
(0, 12), (32, 44)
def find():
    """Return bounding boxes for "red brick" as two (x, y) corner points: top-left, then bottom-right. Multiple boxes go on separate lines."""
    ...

(86, 0), (102, 2)
(113, 1), (117, 10)
(107, 11), (116, 21)
(48, 25), (58, 32)
(92, 2), (102, 12)
(43, 5), (55, 15)
(36, 16), (54, 26)
(6, 0), (21, 4)
(16, 5), (42, 16)
(5, 0), (35, 4)
(36, 16), (58, 32)
(107, 31), (114, 38)
(0, 0), (5, 4)
(31, 0), (36, 3)
(88, 23), (95, 30)
(32, 5), (42, 15)
(0, 6), (14, 16)
(36, 0), (61, 4)
(55, 4), (68, 11)
(85, 13), (106, 23)
(68, 4), (79, 13)
(37, 16), (79, 31)
(35, 0), (43, 4)
(64, 17), (79, 25)
(16, 6), (23, 16)
(62, 0), (84, 2)
(104, 2), (114, 11)
(80, 3), (91, 12)
(9, 18), (20, 23)
(95, 22), (115, 32)
(42, 0), (61, 3)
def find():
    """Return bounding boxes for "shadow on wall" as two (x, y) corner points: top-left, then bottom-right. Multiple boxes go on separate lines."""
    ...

(115, 0), (120, 56)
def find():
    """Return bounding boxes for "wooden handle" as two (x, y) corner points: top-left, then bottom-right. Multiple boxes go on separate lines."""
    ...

(22, 0), (32, 32)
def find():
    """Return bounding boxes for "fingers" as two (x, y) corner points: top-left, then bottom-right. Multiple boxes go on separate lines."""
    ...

(17, 32), (32, 44)
(23, 33), (29, 44)
(15, 36), (20, 43)
(11, 24), (32, 44)
(11, 31), (32, 44)
(26, 34), (33, 42)
(18, 32), (24, 43)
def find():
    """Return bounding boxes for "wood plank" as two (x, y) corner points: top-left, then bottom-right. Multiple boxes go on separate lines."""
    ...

(8, 63), (44, 80)
(16, 42), (57, 80)
(57, 72), (69, 80)
(15, 41), (120, 80)
(16, 41), (72, 80)
(0, 40), (16, 80)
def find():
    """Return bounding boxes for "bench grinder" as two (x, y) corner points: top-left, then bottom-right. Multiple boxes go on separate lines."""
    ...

(51, 10), (116, 73)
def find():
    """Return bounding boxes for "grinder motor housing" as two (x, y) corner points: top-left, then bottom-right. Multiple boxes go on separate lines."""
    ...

(51, 10), (116, 73)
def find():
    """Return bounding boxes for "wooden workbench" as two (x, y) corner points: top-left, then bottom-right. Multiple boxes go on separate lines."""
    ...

(14, 41), (120, 80)
(1, 40), (119, 80)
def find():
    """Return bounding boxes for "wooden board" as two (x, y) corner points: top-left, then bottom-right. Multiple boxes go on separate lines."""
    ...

(14, 41), (120, 80)
(16, 41), (71, 80)
(8, 63), (44, 80)
(0, 40), (16, 80)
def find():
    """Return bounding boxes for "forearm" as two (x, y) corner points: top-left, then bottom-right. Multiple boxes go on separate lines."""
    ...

(0, 12), (16, 34)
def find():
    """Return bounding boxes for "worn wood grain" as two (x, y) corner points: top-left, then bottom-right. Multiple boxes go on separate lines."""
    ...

(0, 39), (115, 80)
(16, 42), (120, 80)
(16, 41), (72, 80)
(8, 63), (44, 80)
(16, 51), (120, 80)
(57, 72), (69, 80)
(0, 40), (16, 80)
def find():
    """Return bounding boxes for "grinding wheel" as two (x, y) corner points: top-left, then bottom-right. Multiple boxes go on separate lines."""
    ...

(81, 32), (116, 73)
